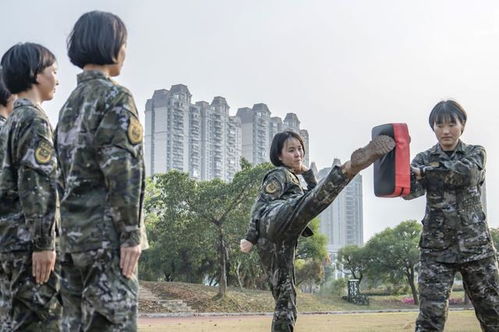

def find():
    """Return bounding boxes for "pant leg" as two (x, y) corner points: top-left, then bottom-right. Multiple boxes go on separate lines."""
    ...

(72, 248), (138, 332)
(0, 254), (12, 331)
(60, 252), (84, 332)
(10, 251), (61, 332)
(271, 277), (297, 332)
(416, 256), (456, 332)
(460, 256), (499, 332)
(266, 166), (349, 242)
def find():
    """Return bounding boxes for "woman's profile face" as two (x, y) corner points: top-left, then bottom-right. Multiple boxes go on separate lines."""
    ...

(279, 137), (304, 171)
(433, 117), (464, 151)
(36, 63), (59, 102)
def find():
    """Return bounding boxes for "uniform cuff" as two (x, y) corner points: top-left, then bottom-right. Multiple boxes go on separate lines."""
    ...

(245, 235), (258, 245)
(302, 169), (317, 187)
(120, 230), (141, 247)
(33, 237), (55, 251)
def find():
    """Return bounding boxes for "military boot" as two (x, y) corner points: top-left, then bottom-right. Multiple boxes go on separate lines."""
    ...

(350, 135), (395, 174)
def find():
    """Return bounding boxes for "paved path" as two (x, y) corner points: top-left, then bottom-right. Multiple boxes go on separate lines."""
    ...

(139, 307), (473, 318)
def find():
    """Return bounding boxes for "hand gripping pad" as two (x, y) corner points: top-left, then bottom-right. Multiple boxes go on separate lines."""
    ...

(372, 123), (411, 197)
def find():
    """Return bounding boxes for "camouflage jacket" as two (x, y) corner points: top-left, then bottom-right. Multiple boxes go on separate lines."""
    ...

(0, 98), (57, 252)
(251, 165), (349, 288)
(55, 70), (145, 253)
(244, 167), (317, 244)
(404, 141), (496, 263)
(0, 114), (6, 128)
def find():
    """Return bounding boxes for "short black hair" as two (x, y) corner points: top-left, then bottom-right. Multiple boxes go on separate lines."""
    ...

(0, 43), (56, 94)
(428, 100), (467, 130)
(0, 70), (12, 107)
(68, 11), (127, 69)
(269, 131), (306, 167)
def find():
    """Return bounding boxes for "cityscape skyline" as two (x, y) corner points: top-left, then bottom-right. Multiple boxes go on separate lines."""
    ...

(3, 1), (497, 240)
(145, 84), (310, 181)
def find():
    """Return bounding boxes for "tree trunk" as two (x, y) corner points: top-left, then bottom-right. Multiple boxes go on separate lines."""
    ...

(464, 291), (470, 305)
(407, 268), (419, 305)
(217, 228), (227, 298)
(235, 261), (243, 290)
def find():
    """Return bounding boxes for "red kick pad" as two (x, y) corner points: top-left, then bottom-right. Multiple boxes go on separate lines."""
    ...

(372, 123), (411, 197)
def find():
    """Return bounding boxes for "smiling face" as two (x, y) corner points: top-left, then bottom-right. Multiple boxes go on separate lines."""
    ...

(433, 116), (464, 151)
(36, 63), (58, 101)
(279, 137), (304, 171)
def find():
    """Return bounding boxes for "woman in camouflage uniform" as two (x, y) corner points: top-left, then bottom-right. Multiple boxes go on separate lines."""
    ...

(404, 100), (499, 332)
(55, 11), (145, 332)
(0, 43), (61, 331)
(241, 130), (395, 332)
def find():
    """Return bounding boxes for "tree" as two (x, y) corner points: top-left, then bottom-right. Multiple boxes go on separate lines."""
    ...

(184, 160), (273, 298)
(490, 227), (499, 250)
(337, 245), (369, 284)
(139, 172), (217, 282)
(365, 220), (421, 304)
(295, 259), (324, 292)
(296, 218), (329, 261)
(294, 218), (329, 291)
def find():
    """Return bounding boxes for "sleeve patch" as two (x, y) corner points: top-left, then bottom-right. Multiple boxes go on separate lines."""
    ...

(34, 140), (53, 164)
(128, 117), (143, 144)
(264, 179), (281, 195)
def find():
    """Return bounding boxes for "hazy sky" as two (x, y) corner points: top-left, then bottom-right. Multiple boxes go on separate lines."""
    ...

(2, 0), (499, 240)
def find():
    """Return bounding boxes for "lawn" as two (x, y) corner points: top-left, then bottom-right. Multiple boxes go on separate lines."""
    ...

(140, 281), (470, 313)
(138, 311), (481, 332)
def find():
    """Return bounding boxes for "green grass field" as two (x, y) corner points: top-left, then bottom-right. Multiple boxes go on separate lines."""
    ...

(138, 311), (481, 332)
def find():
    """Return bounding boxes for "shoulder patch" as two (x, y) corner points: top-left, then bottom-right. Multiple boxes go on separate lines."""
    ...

(35, 140), (53, 164)
(264, 179), (282, 195)
(128, 117), (143, 144)
(287, 171), (300, 185)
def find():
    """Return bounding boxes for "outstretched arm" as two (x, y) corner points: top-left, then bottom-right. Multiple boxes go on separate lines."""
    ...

(403, 152), (427, 200)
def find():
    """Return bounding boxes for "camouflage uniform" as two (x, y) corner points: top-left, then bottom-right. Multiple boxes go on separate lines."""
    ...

(405, 141), (499, 332)
(0, 98), (61, 331)
(246, 166), (349, 331)
(0, 114), (6, 128)
(55, 70), (145, 332)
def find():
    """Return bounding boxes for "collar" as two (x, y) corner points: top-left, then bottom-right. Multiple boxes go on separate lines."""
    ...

(77, 70), (111, 84)
(13, 97), (38, 110)
(430, 140), (466, 156)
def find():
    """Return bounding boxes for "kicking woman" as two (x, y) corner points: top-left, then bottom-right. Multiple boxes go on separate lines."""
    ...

(241, 130), (395, 331)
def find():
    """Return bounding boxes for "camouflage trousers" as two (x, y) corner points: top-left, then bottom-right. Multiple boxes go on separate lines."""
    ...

(0, 251), (61, 331)
(269, 273), (297, 332)
(60, 248), (138, 332)
(416, 255), (499, 332)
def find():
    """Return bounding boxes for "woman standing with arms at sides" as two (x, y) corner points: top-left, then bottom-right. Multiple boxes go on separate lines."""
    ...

(241, 130), (395, 332)
(403, 100), (499, 332)
(55, 11), (145, 332)
(0, 42), (61, 331)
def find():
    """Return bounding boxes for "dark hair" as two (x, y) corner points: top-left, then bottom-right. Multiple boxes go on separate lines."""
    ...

(428, 100), (467, 130)
(68, 11), (127, 69)
(269, 131), (306, 167)
(0, 70), (12, 107)
(0, 43), (56, 94)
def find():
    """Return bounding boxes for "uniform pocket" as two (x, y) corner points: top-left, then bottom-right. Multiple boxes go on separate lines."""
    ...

(420, 214), (450, 250)
(462, 208), (491, 249)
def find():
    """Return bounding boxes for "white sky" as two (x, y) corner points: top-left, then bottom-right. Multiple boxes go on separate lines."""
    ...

(2, 0), (499, 240)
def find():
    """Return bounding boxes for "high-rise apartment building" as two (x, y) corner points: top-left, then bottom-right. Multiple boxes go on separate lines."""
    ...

(317, 159), (363, 253)
(236, 104), (271, 165)
(145, 84), (309, 180)
(145, 86), (241, 181)
(236, 106), (309, 167)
